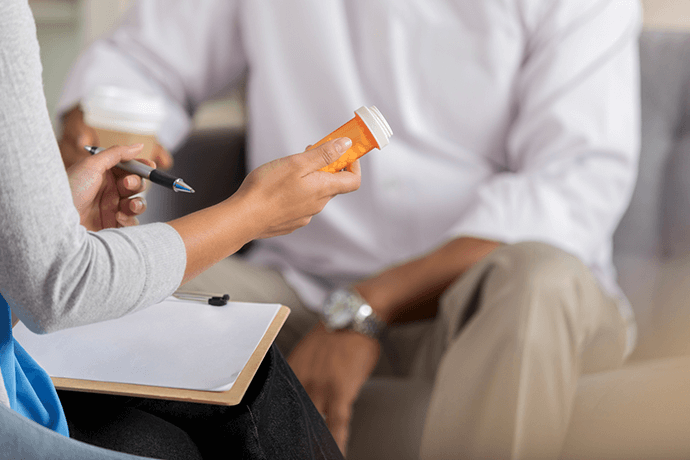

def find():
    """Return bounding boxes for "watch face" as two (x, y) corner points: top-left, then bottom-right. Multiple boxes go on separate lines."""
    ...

(354, 303), (373, 321)
(324, 290), (355, 329)
(327, 305), (354, 329)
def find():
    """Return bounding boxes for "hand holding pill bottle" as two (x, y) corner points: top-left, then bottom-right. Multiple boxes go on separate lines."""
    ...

(314, 106), (393, 173)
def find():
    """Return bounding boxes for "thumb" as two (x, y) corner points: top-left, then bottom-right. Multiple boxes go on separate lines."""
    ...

(88, 144), (145, 172)
(301, 138), (352, 172)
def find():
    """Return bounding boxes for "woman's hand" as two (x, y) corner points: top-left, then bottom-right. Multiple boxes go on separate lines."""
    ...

(169, 138), (361, 284)
(67, 144), (152, 231)
(236, 137), (361, 239)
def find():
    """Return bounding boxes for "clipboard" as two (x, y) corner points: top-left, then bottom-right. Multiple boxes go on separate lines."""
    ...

(13, 297), (290, 406)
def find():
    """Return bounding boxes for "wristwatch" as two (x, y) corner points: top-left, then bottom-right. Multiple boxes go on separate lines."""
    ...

(321, 288), (386, 339)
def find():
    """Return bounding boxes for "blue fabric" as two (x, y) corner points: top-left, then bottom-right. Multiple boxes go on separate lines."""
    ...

(0, 294), (68, 436)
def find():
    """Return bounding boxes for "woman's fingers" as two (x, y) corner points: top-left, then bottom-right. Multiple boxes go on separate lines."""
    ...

(296, 138), (351, 173)
(115, 211), (139, 227)
(115, 158), (154, 197)
(116, 173), (147, 197)
(346, 159), (361, 175)
(119, 196), (147, 217)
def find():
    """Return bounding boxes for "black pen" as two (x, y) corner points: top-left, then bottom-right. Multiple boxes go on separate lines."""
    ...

(84, 146), (194, 193)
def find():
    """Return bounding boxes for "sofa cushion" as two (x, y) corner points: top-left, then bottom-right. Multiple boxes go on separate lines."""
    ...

(614, 31), (690, 338)
(562, 355), (690, 459)
(615, 31), (690, 260)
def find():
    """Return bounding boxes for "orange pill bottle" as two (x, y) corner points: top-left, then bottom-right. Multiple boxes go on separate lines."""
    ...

(315, 106), (393, 173)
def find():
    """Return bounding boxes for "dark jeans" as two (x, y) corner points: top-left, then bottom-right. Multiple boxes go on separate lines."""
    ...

(59, 345), (343, 460)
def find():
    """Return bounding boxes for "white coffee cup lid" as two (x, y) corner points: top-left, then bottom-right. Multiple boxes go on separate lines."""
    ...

(81, 86), (166, 135)
(355, 105), (393, 149)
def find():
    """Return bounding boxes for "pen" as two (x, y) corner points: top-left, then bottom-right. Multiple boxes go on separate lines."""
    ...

(84, 146), (195, 193)
(173, 291), (230, 306)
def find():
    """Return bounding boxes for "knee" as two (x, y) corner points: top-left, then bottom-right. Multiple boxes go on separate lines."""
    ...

(440, 242), (591, 329)
(484, 243), (596, 347)
(496, 242), (591, 293)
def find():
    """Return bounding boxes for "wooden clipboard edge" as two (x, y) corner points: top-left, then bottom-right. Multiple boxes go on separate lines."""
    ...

(51, 305), (291, 406)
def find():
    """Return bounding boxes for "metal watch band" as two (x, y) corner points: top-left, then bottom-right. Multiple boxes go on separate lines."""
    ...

(323, 288), (386, 340)
(351, 303), (387, 339)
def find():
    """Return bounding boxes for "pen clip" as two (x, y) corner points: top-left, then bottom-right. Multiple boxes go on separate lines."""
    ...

(173, 291), (230, 306)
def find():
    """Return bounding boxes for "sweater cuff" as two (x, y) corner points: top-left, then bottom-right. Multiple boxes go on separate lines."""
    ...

(114, 222), (187, 308)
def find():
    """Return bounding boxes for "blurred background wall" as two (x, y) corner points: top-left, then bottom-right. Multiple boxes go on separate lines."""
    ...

(643, 0), (690, 29)
(29, 0), (690, 136)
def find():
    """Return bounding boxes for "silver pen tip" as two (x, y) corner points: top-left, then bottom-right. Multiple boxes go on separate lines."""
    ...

(173, 179), (195, 193)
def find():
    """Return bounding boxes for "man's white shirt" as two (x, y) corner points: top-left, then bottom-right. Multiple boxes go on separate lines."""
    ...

(58, 0), (642, 353)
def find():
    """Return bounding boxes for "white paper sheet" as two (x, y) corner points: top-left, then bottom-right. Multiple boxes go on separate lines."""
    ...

(12, 297), (281, 392)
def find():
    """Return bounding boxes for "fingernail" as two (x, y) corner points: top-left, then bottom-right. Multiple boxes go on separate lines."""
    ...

(132, 197), (146, 212)
(335, 138), (352, 152)
(128, 143), (144, 151)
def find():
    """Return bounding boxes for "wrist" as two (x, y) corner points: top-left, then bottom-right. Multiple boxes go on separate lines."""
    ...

(352, 267), (418, 324)
(222, 190), (267, 241)
(321, 287), (387, 340)
(171, 194), (260, 283)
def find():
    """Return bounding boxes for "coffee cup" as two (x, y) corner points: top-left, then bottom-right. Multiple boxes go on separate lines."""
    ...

(81, 85), (166, 162)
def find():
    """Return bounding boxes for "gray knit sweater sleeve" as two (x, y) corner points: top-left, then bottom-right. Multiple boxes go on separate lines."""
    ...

(0, 1), (187, 333)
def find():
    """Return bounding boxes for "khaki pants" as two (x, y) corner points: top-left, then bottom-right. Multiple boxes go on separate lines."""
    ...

(181, 242), (628, 459)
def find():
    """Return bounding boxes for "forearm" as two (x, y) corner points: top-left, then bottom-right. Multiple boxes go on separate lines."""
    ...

(168, 193), (263, 284)
(168, 139), (360, 284)
(354, 237), (500, 324)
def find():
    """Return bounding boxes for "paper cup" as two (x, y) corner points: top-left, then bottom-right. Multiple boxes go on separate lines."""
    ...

(81, 86), (167, 162)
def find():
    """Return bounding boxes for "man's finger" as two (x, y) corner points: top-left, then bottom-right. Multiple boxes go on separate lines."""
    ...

(62, 107), (96, 142)
(76, 130), (97, 148)
(153, 145), (174, 170)
(307, 383), (328, 416)
(326, 397), (353, 454)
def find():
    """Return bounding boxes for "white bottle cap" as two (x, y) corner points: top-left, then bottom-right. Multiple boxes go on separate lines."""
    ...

(81, 86), (166, 135)
(355, 105), (393, 149)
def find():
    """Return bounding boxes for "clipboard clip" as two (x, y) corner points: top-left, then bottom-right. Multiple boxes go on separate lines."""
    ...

(173, 291), (230, 306)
